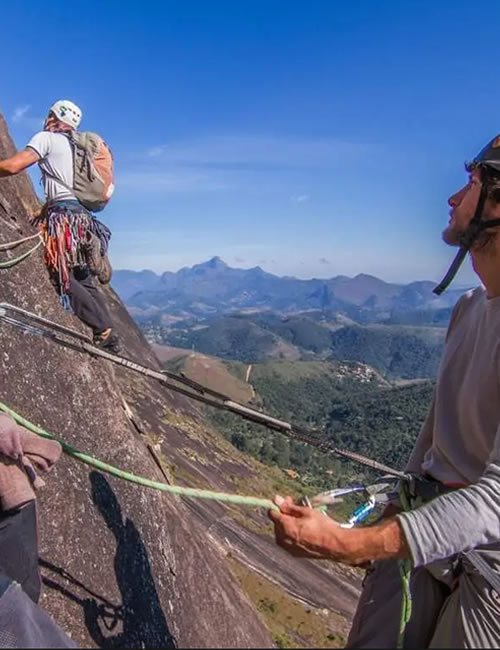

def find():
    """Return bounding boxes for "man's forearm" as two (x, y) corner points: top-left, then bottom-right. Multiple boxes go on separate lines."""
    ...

(397, 462), (500, 567)
(0, 161), (15, 177)
(0, 150), (39, 177)
(270, 497), (413, 565)
(323, 519), (411, 566)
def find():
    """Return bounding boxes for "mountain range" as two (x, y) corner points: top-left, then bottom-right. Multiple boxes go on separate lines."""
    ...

(111, 258), (472, 379)
(113, 256), (469, 325)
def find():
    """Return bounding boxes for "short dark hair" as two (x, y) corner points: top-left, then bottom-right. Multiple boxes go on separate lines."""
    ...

(465, 162), (500, 203)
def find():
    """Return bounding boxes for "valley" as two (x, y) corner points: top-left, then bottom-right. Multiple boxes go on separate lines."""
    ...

(112, 257), (462, 644)
(114, 258), (465, 380)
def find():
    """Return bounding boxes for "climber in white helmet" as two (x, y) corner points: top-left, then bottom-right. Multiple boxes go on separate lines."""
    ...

(0, 101), (120, 354)
(48, 100), (82, 129)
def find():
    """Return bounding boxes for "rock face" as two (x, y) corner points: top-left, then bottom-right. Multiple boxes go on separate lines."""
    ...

(0, 113), (273, 648)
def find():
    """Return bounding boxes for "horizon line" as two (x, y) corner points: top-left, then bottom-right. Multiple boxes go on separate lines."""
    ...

(113, 256), (475, 289)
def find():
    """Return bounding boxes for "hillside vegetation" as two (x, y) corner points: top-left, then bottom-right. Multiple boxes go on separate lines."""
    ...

(161, 351), (434, 490)
(153, 312), (445, 380)
(328, 324), (445, 379)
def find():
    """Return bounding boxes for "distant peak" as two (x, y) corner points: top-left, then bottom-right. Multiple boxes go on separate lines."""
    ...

(200, 256), (228, 270)
(353, 273), (380, 281)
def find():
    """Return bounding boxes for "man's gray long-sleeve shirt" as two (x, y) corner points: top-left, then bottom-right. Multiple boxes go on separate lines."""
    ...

(397, 286), (500, 567)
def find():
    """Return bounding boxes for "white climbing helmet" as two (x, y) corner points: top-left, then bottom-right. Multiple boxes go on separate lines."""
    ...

(49, 100), (82, 129)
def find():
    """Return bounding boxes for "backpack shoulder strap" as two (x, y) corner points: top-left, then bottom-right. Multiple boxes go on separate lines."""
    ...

(41, 169), (74, 194)
(464, 550), (500, 595)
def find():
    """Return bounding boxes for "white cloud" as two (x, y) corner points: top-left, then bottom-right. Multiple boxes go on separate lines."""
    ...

(143, 134), (374, 169)
(290, 194), (310, 203)
(130, 134), (376, 196)
(146, 145), (167, 158)
(118, 169), (232, 193)
(11, 105), (44, 131)
(12, 105), (31, 122)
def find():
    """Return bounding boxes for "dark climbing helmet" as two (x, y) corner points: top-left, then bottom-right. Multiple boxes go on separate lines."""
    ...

(470, 134), (500, 174)
(434, 133), (500, 295)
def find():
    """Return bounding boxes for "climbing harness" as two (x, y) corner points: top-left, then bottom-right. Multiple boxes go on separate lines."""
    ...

(397, 475), (500, 646)
(33, 202), (105, 299)
(0, 232), (43, 269)
(0, 301), (411, 481)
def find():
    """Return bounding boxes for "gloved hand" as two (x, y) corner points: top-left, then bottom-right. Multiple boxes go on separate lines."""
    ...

(0, 414), (23, 460)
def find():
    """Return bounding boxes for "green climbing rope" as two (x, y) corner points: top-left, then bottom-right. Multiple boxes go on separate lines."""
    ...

(0, 403), (415, 642)
(0, 238), (43, 269)
(397, 483), (414, 649)
(0, 400), (279, 512)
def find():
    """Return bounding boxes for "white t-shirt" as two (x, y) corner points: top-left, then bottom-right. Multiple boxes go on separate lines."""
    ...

(26, 131), (77, 202)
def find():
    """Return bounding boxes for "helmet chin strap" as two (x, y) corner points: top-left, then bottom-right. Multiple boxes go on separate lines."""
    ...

(433, 184), (500, 295)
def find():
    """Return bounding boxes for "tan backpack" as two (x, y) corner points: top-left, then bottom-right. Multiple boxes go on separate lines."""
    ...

(68, 131), (115, 212)
(45, 131), (115, 212)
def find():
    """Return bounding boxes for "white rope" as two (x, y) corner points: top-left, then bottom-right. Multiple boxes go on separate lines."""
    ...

(0, 231), (42, 251)
(0, 238), (43, 269)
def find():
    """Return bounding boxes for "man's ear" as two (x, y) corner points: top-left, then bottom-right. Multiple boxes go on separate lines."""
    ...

(489, 186), (500, 204)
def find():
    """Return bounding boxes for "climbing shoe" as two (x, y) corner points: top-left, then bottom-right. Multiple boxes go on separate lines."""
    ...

(93, 329), (122, 355)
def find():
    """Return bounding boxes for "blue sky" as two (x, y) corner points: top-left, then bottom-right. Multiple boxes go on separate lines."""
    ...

(2, 0), (500, 284)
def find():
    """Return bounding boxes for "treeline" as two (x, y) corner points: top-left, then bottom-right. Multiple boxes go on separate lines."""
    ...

(211, 363), (434, 489)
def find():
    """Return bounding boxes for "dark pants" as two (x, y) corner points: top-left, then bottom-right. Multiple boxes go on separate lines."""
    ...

(0, 574), (77, 648)
(0, 501), (41, 603)
(69, 269), (113, 334)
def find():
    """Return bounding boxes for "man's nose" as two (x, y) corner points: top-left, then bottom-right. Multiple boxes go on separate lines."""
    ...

(448, 189), (462, 208)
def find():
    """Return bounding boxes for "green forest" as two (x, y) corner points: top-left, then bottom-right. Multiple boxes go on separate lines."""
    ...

(156, 312), (445, 380)
(208, 360), (434, 490)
